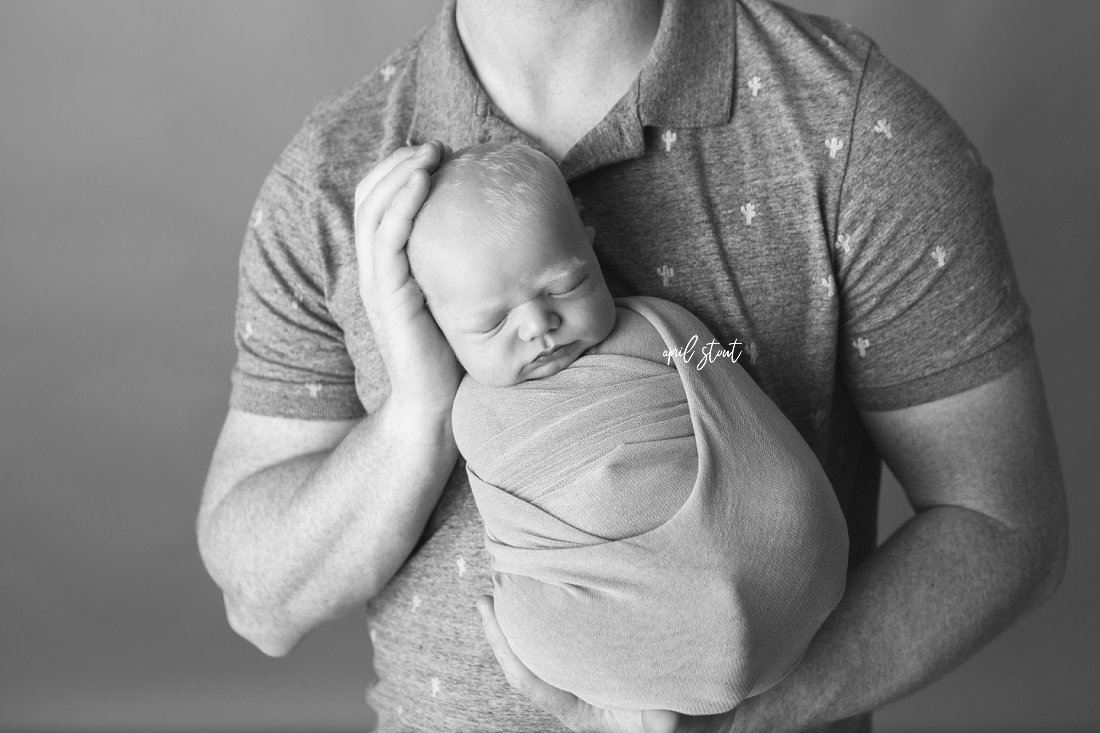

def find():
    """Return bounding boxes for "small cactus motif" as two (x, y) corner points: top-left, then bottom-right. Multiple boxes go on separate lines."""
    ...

(872, 119), (893, 139)
(456, 556), (467, 578)
(748, 76), (763, 97)
(657, 264), (675, 285)
(243, 322), (254, 341)
(853, 337), (870, 358)
(821, 274), (835, 297)
(662, 129), (677, 151)
(836, 233), (852, 254)
(932, 246), (947, 268)
(380, 64), (396, 82)
(740, 202), (757, 225)
(812, 409), (827, 429)
(431, 678), (441, 698)
(306, 382), (323, 398)
(826, 137), (845, 158)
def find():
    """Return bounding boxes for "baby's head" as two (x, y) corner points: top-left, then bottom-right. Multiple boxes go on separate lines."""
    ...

(408, 142), (616, 387)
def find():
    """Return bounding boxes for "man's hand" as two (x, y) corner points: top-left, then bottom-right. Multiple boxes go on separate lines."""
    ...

(354, 141), (462, 417)
(476, 596), (732, 733)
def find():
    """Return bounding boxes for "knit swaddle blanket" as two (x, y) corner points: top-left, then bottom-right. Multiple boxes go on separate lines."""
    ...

(452, 296), (848, 714)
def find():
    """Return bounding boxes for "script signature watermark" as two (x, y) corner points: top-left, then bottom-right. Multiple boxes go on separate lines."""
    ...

(663, 335), (745, 370)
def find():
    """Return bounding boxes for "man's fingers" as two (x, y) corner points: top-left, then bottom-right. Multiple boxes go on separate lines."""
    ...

(354, 141), (443, 237)
(353, 145), (419, 212)
(371, 169), (429, 295)
(477, 596), (528, 689)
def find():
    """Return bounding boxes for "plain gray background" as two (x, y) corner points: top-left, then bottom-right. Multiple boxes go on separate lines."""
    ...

(1, 2), (1097, 731)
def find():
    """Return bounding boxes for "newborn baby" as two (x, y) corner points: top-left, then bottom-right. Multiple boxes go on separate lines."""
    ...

(406, 142), (849, 715)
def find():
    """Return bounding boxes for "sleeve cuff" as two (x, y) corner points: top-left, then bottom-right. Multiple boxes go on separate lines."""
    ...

(229, 374), (367, 420)
(852, 323), (1034, 412)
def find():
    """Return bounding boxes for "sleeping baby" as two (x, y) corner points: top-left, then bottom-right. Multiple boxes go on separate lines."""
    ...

(405, 141), (849, 715)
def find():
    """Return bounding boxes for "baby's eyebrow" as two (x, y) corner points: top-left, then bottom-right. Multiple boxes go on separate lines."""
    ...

(524, 258), (588, 290)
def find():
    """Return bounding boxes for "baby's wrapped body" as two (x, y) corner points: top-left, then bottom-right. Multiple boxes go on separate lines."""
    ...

(452, 296), (848, 715)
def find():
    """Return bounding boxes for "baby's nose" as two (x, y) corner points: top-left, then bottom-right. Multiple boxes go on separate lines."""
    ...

(518, 304), (560, 342)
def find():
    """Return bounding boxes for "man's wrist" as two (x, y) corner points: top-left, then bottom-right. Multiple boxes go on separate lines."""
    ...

(378, 393), (455, 449)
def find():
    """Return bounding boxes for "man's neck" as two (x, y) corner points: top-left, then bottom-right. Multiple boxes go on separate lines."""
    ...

(455, 0), (663, 160)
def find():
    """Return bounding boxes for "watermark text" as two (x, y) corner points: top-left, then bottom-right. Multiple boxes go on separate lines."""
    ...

(663, 335), (745, 370)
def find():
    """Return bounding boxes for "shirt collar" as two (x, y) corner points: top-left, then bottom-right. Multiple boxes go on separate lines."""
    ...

(638, 0), (736, 128)
(408, 0), (735, 178)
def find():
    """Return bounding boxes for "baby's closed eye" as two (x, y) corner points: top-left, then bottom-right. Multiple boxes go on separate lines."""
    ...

(549, 275), (588, 297)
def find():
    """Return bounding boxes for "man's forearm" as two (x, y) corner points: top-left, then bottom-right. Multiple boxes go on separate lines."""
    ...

(729, 505), (1060, 733)
(198, 400), (458, 656)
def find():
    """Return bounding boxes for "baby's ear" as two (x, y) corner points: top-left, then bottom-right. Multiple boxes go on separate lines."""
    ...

(584, 225), (596, 244)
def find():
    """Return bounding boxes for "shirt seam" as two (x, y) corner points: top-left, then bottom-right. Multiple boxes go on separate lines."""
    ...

(831, 40), (876, 263)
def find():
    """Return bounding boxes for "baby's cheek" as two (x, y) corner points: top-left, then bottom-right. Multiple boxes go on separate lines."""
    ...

(589, 295), (617, 342)
(465, 343), (524, 388)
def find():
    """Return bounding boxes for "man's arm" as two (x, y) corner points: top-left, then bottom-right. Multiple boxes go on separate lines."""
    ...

(725, 348), (1068, 732)
(197, 401), (456, 658)
(197, 142), (461, 657)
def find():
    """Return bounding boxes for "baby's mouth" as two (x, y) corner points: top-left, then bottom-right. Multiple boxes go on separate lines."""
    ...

(532, 342), (572, 364)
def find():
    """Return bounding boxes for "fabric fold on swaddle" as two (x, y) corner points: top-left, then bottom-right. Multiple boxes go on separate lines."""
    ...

(452, 295), (848, 715)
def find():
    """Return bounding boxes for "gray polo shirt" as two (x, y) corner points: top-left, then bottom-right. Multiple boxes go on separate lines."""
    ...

(229, 0), (1032, 730)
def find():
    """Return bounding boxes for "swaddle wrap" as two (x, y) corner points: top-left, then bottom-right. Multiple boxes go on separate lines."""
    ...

(453, 296), (848, 714)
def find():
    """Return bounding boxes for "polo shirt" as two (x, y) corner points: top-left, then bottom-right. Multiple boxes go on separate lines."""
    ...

(229, 0), (1033, 730)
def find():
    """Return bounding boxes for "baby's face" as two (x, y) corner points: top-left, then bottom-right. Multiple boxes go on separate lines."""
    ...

(417, 204), (616, 387)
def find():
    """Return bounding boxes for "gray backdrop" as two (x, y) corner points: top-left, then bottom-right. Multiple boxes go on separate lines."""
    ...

(2, 2), (1097, 731)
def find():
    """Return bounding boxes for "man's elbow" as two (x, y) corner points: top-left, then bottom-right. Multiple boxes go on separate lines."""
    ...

(1027, 514), (1069, 610)
(195, 517), (309, 657)
(1012, 476), (1069, 611)
(222, 589), (306, 658)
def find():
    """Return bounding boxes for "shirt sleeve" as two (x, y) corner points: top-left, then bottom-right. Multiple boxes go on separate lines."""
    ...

(229, 132), (366, 420)
(835, 44), (1033, 411)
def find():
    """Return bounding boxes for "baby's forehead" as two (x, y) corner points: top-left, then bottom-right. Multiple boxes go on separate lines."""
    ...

(426, 176), (567, 237)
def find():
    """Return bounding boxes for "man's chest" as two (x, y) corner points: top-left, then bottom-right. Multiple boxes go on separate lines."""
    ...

(567, 136), (844, 415)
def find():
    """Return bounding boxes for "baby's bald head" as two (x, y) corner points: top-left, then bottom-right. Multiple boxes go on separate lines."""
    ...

(407, 142), (578, 306)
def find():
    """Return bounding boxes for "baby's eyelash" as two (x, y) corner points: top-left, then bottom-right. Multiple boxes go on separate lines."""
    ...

(480, 316), (506, 334)
(552, 276), (588, 296)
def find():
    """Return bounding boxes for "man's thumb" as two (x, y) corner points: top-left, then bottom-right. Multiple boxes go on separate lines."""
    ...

(640, 710), (680, 733)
